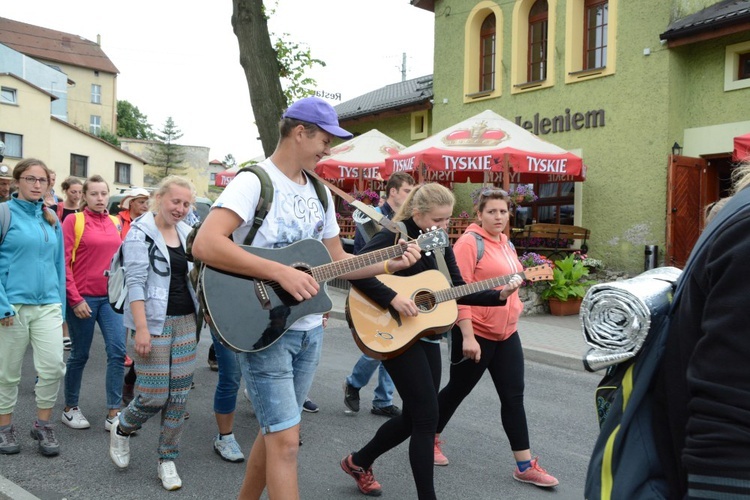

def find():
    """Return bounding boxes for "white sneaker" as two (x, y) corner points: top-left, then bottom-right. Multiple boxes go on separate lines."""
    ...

(61, 407), (90, 429)
(158, 460), (182, 490)
(109, 424), (130, 468)
(104, 412), (120, 432)
(213, 433), (245, 463)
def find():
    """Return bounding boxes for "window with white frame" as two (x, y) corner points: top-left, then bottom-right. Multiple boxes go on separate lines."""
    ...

(1, 87), (17, 105)
(90, 115), (101, 135)
(0, 132), (23, 157)
(115, 162), (131, 184)
(91, 84), (101, 104)
(724, 40), (750, 92)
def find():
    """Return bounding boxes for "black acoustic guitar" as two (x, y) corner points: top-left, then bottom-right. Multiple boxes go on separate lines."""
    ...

(202, 229), (449, 353)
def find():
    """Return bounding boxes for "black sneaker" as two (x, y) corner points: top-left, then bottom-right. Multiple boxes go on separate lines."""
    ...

(371, 405), (402, 418)
(30, 423), (60, 456)
(344, 382), (360, 413)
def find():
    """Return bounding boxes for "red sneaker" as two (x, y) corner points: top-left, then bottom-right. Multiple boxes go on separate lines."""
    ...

(513, 457), (559, 488)
(434, 435), (449, 466)
(340, 454), (382, 497)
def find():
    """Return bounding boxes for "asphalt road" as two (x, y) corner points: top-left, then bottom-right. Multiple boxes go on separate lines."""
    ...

(0, 317), (601, 499)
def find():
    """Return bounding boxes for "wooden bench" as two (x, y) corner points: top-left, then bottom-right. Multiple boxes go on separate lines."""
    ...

(512, 223), (590, 259)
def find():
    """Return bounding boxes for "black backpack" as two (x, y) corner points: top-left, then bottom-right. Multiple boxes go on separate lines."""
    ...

(585, 187), (750, 499)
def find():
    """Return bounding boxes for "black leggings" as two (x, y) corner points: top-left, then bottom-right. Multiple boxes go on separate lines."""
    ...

(352, 340), (441, 500)
(437, 327), (530, 451)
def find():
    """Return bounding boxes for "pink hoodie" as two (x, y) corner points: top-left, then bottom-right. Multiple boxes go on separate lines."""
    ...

(63, 207), (122, 307)
(453, 222), (524, 341)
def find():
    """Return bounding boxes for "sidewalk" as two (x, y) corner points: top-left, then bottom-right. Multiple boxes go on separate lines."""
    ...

(326, 285), (588, 372)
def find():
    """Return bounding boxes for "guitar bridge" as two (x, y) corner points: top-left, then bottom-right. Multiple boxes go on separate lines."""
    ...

(254, 279), (272, 310)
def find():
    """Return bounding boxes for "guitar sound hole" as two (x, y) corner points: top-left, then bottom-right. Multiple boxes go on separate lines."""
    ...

(414, 291), (435, 312)
(274, 265), (312, 305)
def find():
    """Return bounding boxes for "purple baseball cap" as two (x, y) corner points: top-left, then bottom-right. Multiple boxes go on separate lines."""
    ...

(282, 96), (353, 139)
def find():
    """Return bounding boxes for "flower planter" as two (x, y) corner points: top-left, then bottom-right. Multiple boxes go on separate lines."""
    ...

(547, 297), (582, 316)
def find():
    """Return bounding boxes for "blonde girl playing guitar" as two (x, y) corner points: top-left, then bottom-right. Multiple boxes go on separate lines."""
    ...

(340, 183), (522, 499)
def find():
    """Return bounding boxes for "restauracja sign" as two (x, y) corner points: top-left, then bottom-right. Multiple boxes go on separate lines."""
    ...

(514, 108), (605, 135)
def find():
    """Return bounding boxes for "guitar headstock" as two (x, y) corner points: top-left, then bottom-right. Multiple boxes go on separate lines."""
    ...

(415, 228), (450, 252)
(522, 265), (553, 282)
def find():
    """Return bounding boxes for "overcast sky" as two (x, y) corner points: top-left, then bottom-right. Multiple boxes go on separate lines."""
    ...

(3, 1), (435, 163)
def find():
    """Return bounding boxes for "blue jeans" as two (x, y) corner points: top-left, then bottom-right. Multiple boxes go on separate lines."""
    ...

(346, 354), (395, 408)
(64, 296), (126, 410)
(210, 327), (241, 415)
(239, 325), (323, 434)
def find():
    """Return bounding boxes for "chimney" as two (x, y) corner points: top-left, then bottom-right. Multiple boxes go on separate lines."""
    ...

(97, 34), (101, 46)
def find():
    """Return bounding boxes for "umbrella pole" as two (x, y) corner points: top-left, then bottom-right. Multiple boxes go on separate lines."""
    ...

(503, 154), (511, 238)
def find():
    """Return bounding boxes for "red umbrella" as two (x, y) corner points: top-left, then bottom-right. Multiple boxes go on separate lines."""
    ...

(382, 110), (586, 186)
(316, 129), (405, 191)
(733, 132), (750, 162)
(214, 165), (241, 187)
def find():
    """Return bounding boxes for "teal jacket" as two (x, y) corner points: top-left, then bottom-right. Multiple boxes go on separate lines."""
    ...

(0, 194), (66, 319)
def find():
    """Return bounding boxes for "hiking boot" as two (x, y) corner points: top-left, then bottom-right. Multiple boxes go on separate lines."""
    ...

(343, 382), (360, 413)
(512, 457), (559, 488)
(30, 423), (60, 456)
(158, 460), (182, 490)
(340, 454), (382, 497)
(303, 398), (319, 413)
(370, 405), (401, 418)
(213, 433), (245, 463)
(109, 424), (130, 468)
(122, 383), (135, 406)
(0, 425), (20, 455)
(434, 435), (449, 466)
(61, 406), (90, 429)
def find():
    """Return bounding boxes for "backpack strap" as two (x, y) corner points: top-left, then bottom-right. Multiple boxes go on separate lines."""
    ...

(71, 212), (86, 263)
(466, 230), (485, 264)
(108, 214), (122, 235)
(234, 165), (329, 246)
(0, 203), (10, 245)
(235, 165), (274, 246)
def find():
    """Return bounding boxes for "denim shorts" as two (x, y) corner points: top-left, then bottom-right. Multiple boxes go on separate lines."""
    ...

(239, 325), (323, 434)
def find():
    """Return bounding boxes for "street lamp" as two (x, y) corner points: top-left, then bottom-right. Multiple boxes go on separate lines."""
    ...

(671, 142), (683, 156)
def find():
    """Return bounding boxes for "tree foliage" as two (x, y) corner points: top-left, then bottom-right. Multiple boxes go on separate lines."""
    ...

(232, 0), (325, 157)
(97, 128), (120, 147)
(117, 100), (155, 140)
(149, 117), (186, 179)
(223, 154), (237, 168)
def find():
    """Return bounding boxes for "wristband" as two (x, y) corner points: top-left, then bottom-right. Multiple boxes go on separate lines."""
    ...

(384, 260), (392, 275)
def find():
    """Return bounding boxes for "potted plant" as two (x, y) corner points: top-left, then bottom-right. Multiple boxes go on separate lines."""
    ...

(540, 254), (596, 316)
(508, 184), (538, 205)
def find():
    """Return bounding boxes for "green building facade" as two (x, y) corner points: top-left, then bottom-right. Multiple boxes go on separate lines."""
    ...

(337, 0), (750, 274)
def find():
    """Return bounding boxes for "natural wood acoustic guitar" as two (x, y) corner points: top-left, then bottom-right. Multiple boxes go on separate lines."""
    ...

(346, 265), (553, 360)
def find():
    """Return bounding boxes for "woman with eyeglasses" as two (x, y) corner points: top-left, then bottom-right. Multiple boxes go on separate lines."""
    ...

(61, 175), (126, 433)
(108, 176), (199, 491)
(0, 159), (66, 457)
(434, 187), (559, 489)
(340, 183), (521, 500)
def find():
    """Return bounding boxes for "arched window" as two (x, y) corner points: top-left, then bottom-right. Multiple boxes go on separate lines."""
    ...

(480, 14), (496, 92)
(584, 0), (608, 70)
(528, 0), (549, 81)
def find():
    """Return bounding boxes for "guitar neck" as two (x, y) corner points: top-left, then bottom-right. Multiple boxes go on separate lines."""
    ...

(311, 243), (407, 283)
(433, 271), (526, 303)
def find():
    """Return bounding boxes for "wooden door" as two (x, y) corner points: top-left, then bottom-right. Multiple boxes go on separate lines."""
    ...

(666, 155), (706, 268)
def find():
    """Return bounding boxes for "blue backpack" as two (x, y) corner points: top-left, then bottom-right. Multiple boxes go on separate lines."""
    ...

(585, 188), (750, 500)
